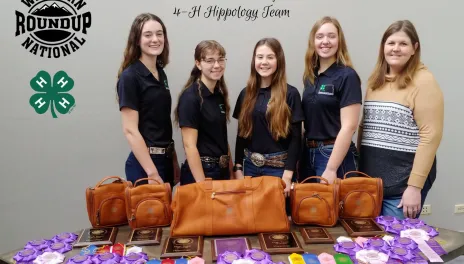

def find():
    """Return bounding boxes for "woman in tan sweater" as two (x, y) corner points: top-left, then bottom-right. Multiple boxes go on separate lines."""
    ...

(358, 20), (444, 220)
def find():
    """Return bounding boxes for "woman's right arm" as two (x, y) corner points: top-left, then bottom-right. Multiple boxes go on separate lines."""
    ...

(181, 127), (206, 182)
(121, 108), (163, 183)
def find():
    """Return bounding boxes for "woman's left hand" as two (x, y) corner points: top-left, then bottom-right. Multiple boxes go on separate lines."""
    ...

(398, 185), (422, 218)
(282, 170), (293, 197)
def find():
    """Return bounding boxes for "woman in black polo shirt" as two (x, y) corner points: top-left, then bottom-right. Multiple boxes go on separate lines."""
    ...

(174, 40), (232, 185)
(301, 16), (362, 183)
(116, 13), (180, 186)
(233, 37), (304, 197)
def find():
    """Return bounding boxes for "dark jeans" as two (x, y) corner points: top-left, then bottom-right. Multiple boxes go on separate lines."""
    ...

(180, 160), (229, 186)
(125, 151), (174, 186)
(303, 141), (359, 182)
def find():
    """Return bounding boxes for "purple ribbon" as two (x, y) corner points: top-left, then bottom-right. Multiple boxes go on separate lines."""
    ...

(333, 241), (362, 256)
(391, 236), (418, 251)
(388, 246), (416, 262)
(13, 248), (40, 263)
(217, 251), (242, 264)
(92, 252), (122, 264)
(120, 252), (149, 264)
(418, 224), (439, 237)
(404, 257), (428, 264)
(376, 216), (401, 228)
(24, 239), (51, 251)
(44, 242), (73, 254)
(53, 233), (78, 244)
(384, 223), (406, 235)
(401, 218), (425, 229)
(67, 255), (93, 264)
(244, 249), (272, 263)
(426, 238), (447, 255)
(363, 238), (391, 253)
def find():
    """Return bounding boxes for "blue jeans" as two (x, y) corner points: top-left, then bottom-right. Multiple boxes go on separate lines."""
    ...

(304, 141), (359, 181)
(180, 160), (229, 186)
(125, 151), (174, 186)
(381, 174), (435, 219)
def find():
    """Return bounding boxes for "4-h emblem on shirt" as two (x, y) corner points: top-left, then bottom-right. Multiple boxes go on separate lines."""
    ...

(164, 79), (169, 90)
(318, 84), (334, 95)
(29, 70), (76, 118)
(219, 104), (226, 114)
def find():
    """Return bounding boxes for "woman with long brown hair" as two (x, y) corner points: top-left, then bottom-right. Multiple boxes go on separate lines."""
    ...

(116, 13), (180, 186)
(174, 40), (232, 185)
(233, 37), (304, 197)
(358, 20), (444, 219)
(301, 16), (362, 184)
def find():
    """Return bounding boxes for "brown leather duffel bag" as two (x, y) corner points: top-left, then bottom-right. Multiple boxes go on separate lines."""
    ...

(170, 176), (290, 236)
(335, 171), (383, 219)
(125, 178), (172, 229)
(290, 176), (339, 227)
(86, 176), (131, 227)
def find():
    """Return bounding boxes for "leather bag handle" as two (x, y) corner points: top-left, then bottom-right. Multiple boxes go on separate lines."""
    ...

(343, 171), (372, 179)
(300, 176), (329, 185)
(94, 176), (125, 188)
(133, 177), (161, 187)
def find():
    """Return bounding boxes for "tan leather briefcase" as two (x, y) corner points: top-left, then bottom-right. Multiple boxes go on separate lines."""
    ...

(335, 171), (383, 219)
(125, 178), (172, 229)
(86, 176), (131, 227)
(290, 176), (339, 227)
(170, 176), (290, 236)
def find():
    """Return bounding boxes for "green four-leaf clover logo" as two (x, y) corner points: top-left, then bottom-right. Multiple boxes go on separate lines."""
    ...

(29, 71), (75, 118)
(320, 84), (326, 91)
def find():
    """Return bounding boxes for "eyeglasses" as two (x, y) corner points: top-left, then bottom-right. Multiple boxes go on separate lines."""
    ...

(202, 58), (227, 66)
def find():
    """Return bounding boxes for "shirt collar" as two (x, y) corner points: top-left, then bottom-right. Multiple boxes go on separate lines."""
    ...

(198, 80), (219, 97)
(134, 59), (161, 77)
(315, 61), (342, 77)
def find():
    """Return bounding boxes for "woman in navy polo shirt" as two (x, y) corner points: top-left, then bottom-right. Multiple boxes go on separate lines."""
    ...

(174, 40), (232, 185)
(116, 13), (180, 186)
(301, 16), (362, 183)
(233, 37), (304, 197)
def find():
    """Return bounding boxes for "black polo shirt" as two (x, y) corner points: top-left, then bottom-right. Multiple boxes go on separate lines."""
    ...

(117, 59), (172, 147)
(302, 62), (362, 140)
(233, 84), (304, 154)
(177, 81), (228, 157)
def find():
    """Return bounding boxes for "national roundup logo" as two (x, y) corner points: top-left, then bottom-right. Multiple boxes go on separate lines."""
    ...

(15, 0), (92, 59)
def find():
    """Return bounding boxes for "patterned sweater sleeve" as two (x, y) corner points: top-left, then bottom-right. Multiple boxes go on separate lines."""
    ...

(408, 70), (444, 188)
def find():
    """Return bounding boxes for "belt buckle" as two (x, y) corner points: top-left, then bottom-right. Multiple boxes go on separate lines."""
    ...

(149, 147), (165, 155)
(250, 152), (265, 167)
(219, 155), (230, 169)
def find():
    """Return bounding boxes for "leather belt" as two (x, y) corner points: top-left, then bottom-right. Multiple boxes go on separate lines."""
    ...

(148, 142), (174, 158)
(244, 149), (287, 168)
(200, 155), (230, 169)
(306, 138), (336, 148)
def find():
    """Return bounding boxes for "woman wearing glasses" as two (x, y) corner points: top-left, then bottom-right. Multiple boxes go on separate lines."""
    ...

(174, 40), (232, 185)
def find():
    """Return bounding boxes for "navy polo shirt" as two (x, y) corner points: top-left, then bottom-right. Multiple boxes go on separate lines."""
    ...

(233, 84), (304, 154)
(302, 62), (362, 140)
(177, 81), (228, 157)
(117, 59), (173, 147)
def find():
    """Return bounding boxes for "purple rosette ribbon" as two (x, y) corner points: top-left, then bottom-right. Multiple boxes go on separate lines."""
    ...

(333, 241), (362, 256)
(376, 216), (400, 228)
(404, 257), (428, 264)
(243, 249), (272, 263)
(25, 239), (52, 251)
(388, 246), (416, 262)
(44, 242), (73, 254)
(417, 224), (439, 237)
(401, 218), (425, 229)
(67, 255), (93, 264)
(363, 238), (391, 253)
(13, 248), (40, 263)
(384, 223), (406, 235)
(53, 233), (78, 244)
(391, 236), (418, 251)
(120, 252), (149, 264)
(217, 251), (242, 264)
(92, 252), (122, 264)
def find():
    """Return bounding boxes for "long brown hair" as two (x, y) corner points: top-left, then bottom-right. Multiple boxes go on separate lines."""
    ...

(116, 13), (170, 99)
(303, 16), (354, 85)
(238, 38), (291, 141)
(368, 20), (422, 90)
(173, 40), (230, 126)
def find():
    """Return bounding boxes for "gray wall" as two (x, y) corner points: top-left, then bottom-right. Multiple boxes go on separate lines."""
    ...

(1, 0), (462, 253)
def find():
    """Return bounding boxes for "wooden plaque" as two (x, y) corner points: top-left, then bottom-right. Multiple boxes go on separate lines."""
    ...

(340, 218), (385, 237)
(257, 232), (304, 255)
(127, 227), (162, 246)
(160, 236), (204, 259)
(73, 227), (118, 248)
(299, 227), (334, 244)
